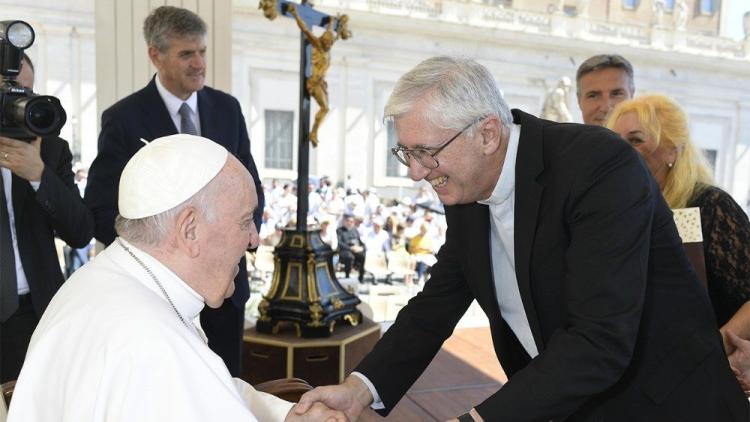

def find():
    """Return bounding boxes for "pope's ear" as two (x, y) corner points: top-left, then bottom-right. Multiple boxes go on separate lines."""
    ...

(176, 207), (200, 257)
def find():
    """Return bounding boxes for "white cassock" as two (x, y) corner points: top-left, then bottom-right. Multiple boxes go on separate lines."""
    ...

(8, 239), (293, 422)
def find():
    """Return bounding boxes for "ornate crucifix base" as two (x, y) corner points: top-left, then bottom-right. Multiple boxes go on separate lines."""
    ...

(256, 228), (361, 338)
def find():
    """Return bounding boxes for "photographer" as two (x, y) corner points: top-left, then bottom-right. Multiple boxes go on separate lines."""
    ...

(0, 53), (94, 383)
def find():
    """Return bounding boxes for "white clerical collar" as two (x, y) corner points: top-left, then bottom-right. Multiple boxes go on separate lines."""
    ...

(114, 237), (205, 323)
(478, 123), (521, 206)
(155, 73), (198, 119)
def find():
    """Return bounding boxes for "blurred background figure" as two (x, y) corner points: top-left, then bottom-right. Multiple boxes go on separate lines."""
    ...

(541, 76), (573, 123)
(408, 222), (437, 284)
(363, 217), (390, 255)
(336, 214), (365, 281)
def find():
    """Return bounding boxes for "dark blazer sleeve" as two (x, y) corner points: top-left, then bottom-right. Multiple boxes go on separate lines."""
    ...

(84, 109), (133, 246)
(354, 213), (474, 413)
(475, 140), (656, 421)
(35, 137), (94, 247)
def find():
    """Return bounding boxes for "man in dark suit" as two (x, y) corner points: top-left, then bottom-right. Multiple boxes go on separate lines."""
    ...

(0, 53), (94, 383)
(84, 6), (264, 377)
(295, 56), (748, 421)
(336, 214), (365, 282)
(575, 54), (634, 126)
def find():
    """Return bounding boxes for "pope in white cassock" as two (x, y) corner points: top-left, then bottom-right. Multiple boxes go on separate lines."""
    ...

(7, 134), (346, 422)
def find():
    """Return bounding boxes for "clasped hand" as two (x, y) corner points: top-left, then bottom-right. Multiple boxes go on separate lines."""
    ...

(294, 376), (373, 422)
(0, 135), (44, 182)
(285, 401), (348, 422)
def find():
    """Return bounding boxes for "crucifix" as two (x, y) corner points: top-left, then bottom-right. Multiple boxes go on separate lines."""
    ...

(257, 1), (359, 338)
(261, 0), (350, 230)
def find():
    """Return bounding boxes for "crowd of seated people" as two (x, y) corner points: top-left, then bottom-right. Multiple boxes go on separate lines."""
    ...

(258, 177), (446, 284)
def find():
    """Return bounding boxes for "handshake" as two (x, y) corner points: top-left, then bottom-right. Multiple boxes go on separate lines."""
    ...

(289, 376), (484, 422)
(288, 376), (373, 422)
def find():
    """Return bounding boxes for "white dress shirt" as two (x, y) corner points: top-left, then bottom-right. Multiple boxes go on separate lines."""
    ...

(154, 74), (201, 136)
(2, 167), (40, 295)
(477, 123), (538, 358)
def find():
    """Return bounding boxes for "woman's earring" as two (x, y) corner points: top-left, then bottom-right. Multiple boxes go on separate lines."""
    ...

(667, 162), (674, 168)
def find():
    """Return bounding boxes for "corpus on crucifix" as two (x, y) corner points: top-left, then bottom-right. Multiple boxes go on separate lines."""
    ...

(288, 4), (350, 146)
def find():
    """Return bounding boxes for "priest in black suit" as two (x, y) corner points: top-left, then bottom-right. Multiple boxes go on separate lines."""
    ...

(84, 6), (263, 377)
(295, 56), (748, 421)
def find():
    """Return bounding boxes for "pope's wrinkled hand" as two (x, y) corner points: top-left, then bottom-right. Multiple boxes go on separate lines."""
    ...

(0, 136), (44, 182)
(285, 401), (348, 422)
(294, 376), (372, 422)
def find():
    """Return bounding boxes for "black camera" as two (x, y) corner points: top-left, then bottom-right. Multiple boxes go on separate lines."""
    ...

(0, 20), (66, 141)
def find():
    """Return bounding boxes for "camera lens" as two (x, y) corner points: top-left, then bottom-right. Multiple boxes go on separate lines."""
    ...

(26, 98), (58, 131)
(4, 94), (67, 138)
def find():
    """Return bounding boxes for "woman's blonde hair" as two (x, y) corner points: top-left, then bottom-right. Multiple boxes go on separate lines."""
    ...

(607, 94), (714, 208)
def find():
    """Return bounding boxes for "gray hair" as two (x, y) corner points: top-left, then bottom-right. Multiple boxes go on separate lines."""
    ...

(576, 54), (635, 96)
(384, 56), (513, 136)
(115, 170), (223, 247)
(143, 6), (207, 52)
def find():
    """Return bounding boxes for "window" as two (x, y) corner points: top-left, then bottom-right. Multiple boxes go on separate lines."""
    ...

(386, 120), (407, 178)
(264, 110), (294, 170)
(664, 0), (675, 12)
(702, 149), (717, 175)
(622, 0), (640, 10)
(699, 0), (715, 15)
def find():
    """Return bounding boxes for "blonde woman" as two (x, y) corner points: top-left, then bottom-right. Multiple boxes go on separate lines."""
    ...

(607, 94), (750, 351)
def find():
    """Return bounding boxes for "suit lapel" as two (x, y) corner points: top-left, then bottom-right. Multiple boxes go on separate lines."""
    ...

(197, 89), (217, 140)
(140, 77), (179, 141)
(512, 109), (545, 351)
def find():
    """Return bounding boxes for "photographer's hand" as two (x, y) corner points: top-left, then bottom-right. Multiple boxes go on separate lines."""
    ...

(0, 136), (44, 182)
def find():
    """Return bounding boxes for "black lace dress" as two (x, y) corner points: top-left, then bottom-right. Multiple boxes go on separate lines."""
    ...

(687, 184), (750, 326)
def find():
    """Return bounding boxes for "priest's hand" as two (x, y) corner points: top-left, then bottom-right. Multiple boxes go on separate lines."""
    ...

(286, 401), (348, 422)
(295, 376), (372, 421)
(0, 135), (44, 182)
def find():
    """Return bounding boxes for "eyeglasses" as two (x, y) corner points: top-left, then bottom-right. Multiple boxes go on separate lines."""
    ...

(390, 116), (484, 170)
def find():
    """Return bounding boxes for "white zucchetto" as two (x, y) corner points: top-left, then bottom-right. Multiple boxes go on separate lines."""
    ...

(118, 134), (228, 219)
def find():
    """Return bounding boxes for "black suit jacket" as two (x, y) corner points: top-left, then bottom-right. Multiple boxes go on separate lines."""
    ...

(12, 137), (93, 317)
(84, 77), (264, 307)
(356, 110), (747, 421)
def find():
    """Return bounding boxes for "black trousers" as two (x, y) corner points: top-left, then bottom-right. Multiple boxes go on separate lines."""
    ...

(200, 299), (245, 377)
(1, 294), (38, 383)
(340, 250), (365, 281)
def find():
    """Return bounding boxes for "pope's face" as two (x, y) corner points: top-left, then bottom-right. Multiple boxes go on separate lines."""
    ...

(201, 161), (258, 308)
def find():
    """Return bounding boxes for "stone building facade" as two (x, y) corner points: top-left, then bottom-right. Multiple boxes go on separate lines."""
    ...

(3, 0), (749, 207)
